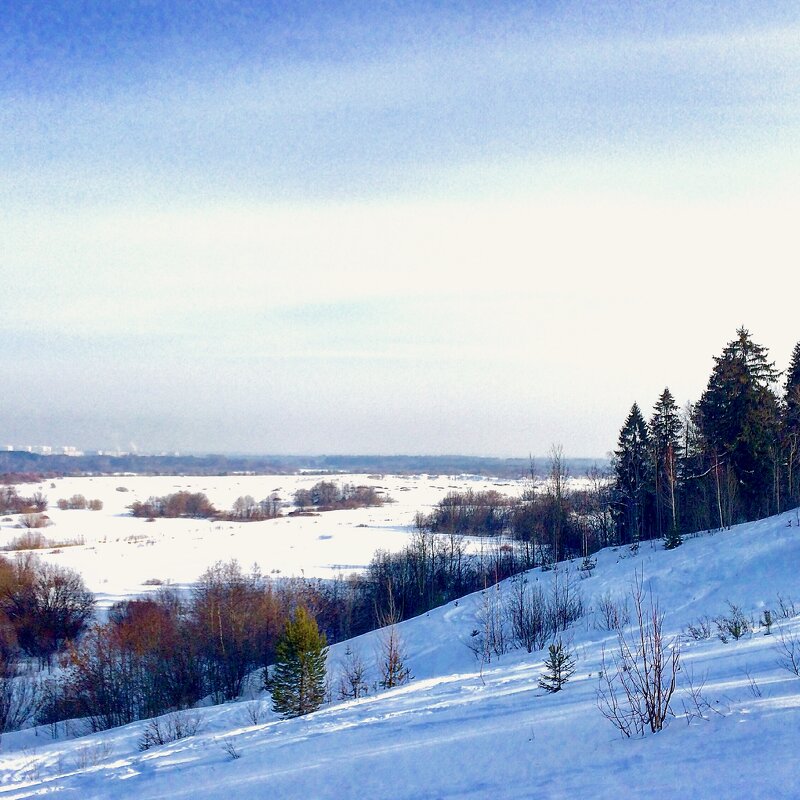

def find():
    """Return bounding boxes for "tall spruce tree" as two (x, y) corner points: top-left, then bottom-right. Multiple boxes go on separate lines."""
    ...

(612, 403), (652, 546)
(696, 327), (781, 523)
(268, 606), (328, 719)
(649, 388), (682, 545)
(784, 341), (800, 506)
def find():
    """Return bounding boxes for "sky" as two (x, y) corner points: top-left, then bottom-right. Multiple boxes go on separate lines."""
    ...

(2, 1), (800, 458)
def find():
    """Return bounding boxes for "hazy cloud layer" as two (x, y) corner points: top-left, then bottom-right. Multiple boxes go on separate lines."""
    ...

(3, 2), (800, 456)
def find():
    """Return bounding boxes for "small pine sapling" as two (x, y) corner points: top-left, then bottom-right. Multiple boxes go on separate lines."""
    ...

(538, 639), (576, 693)
(338, 645), (368, 700)
(760, 609), (773, 635)
(663, 528), (682, 551)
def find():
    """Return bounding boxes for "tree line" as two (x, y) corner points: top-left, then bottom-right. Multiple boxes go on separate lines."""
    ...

(612, 328), (800, 547)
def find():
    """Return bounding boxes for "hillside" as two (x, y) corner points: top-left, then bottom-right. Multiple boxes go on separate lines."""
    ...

(3, 509), (800, 799)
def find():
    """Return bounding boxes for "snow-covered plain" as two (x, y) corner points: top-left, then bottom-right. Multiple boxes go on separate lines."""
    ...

(0, 473), (527, 608)
(2, 480), (800, 799)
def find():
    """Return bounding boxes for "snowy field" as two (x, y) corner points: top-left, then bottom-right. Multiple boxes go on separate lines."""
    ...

(2, 505), (800, 799)
(0, 473), (528, 607)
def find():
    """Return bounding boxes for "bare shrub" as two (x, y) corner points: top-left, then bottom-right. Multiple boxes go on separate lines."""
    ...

(507, 577), (547, 653)
(72, 740), (113, 770)
(685, 615), (714, 641)
(776, 629), (800, 676)
(19, 514), (48, 530)
(680, 668), (723, 725)
(507, 571), (584, 653)
(776, 594), (798, 620)
(596, 591), (630, 631)
(743, 666), (762, 698)
(0, 658), (41, 740)
(5, 531), (48, 551)
(547, 569), (584, 633)
(243, 699), (269, 726)
(597, 570), (680, 737)
(469, 584), (509, 667)
(4, 533), (84, 552)
(221, 737), (241, 760)
(58, 496), (94, 511)
(138, 710), (202, 751)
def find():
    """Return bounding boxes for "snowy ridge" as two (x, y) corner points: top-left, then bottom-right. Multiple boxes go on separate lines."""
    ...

(3, 510), (800, 799)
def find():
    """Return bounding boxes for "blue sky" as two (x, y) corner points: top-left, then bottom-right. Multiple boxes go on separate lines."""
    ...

(3, 2), (800, 456)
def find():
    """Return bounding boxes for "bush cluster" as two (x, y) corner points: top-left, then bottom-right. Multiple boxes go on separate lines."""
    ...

(293, 481), (387, 511)
(56, 495), (103, 511)
(0, 487), (47, 515)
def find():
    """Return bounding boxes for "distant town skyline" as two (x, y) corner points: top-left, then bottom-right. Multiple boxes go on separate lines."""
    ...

(4, 2), (800, 458)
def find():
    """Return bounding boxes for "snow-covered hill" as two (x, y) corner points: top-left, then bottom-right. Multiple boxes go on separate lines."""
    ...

(3, 509), (800, 799)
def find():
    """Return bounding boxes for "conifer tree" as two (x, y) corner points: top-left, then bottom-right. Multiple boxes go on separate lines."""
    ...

(268, 607), (328, 719)
(612, 403), (652, 547)
(784, 341), (800, 506)
(538, 639), (575, 693)
(696, 327), (781, 523)
(649, 388), (682, 545)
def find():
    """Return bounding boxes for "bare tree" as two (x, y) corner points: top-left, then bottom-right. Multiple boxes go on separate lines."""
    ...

(1, 555), (95, 668)
(0, 654), (40, 741)
(507, 576), (547, 653)
(597, 570), (680, 736)
(547, 445), (568, 565)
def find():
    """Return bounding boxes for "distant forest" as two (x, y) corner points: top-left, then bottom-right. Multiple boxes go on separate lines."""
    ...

(0, 451), (603, 481)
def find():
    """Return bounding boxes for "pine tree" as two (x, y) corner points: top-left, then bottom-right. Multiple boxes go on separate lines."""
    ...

(649, 388), (682, 545)
(784, 341), (800, 506)
(612, 403), (652, 547)
(268, 607), (328, 719)
(537, 639), (575, 693)
(696, 327), (781, 523)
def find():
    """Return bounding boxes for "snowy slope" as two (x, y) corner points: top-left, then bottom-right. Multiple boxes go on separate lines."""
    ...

(3, 509), (800, 799)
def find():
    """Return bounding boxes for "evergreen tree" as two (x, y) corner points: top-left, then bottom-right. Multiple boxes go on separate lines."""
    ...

(612, 403), (652, 547)
(677, 401), (715, 535)
(268, 607), (328, 719)
(538, 639), (575, 693)
(649, 388), (682, 544)
(784, 341), (800, 506)
(696, 328), (781, 523)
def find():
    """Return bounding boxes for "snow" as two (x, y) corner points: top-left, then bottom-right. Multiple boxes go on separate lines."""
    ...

(1, 477), (800, 799)
(0, 474), (527, 607)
